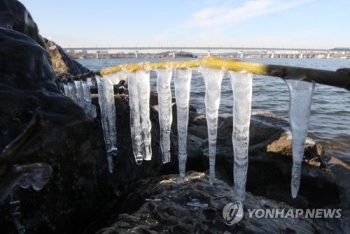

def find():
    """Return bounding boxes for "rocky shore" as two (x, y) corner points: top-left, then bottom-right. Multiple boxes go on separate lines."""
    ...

(0, 1), (350, 233)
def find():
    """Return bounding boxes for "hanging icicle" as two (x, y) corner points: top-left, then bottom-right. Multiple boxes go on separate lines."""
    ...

(87, 77), (95, 87)
(156, 68), (173, 164)
(96, 76), (117, 173)
(82, 81), (97, 118)
(198, 67), (225, 185)
(74, 80), (84, 108)
(229, 70), (253, 202)
(128, 72), (143, 165)
(68, 82), (78, 103)
(138, 70), (152, 161)
(285, 78), (315, 198)
(107, 71), (128, 85)
(127, 69), (152, 164)
(174, 68), (192, 182)
(63, 83), (70, 98)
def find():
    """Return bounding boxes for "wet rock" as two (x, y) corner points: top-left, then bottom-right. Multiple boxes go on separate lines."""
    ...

(96, 172), (331, 234)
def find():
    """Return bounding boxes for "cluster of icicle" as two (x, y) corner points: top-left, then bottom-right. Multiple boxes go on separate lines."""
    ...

(63, 78), (97, 119)
(63, 65), (315, 201)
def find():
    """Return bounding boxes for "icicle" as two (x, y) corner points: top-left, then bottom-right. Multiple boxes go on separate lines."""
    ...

(107, 71), (128, 85)
(127, 69), (152, 164)
(87, 77), (95, 87)
(63, 83), (70, 98)
(74, 80), (84, 107)
(17, 164), (53, 191)
(229, 71), (253, 202)
(82, 81), (97, 118)
(96, 76), (117, 173)
(128, 72), (143, 165)
(156, 68), (173, 163)
(68, 82), (78, 103)
(137, 70), (152, 160)
(285, 78), (315, 198)
(198, 67), (225, 185)
(174, 68), (192, 182)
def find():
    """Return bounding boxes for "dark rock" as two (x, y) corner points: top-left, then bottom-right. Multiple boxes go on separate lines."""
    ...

(0, 26), (165, 233)
(322, 155), (350, 208)
(0, 27), (102, 233)
(0, 0), (90, 78)
(96, 172), (332, 234)
(0, 0), (45, 47)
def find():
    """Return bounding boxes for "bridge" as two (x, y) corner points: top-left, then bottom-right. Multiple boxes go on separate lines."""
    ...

(63, 46), (349, 59)
(64, 46), (334, 51)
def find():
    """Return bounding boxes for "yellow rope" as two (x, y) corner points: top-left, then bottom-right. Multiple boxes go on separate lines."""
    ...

(98, 56), (350, 90)
(100, 57), (269, 75)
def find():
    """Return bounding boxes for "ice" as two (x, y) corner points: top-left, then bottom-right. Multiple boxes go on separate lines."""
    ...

(17, 163), (53, 191)
(285, 79), (315, 198)
(174, 68), (192, 182)
(68, 82), (78, 103)
(198, 67), (225, 185)
(107, 71), (128, 84)
(137, 70), (152, 160)
(74, 80), (85, 107)
(82, 81), (97, 118)
(128, 72), (143, 164)
(186, 198), (208, 208)
(128, 69), (152, 164)
(96, 76), (117, 173)
(87, 77), (95, 87)
(63, 83), (70, 97)
(156, 68), (173, 163)
(229, 71), (253, 202)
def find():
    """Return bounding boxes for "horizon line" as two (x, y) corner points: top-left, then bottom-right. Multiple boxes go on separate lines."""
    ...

(62, 46), (350, 51)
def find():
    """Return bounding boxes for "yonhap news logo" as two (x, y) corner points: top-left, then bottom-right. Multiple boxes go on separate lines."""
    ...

(223, 202), (342, 226)
(247, 208), (342, 219)
(222, 201), (244, 225)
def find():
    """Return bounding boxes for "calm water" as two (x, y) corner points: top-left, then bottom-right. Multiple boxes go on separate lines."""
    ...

(79, 58), (350, 161)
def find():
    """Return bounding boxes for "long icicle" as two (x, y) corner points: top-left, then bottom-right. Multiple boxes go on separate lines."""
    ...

(174, 68), (192, 182)
(156, 68), (173, 163)
(74, 80), (84, 108)
(82, 81), (97, 118)
(63, 83), (70, 98)
(136, 69), (152, 161)
(96, 76), (117, 173)
(68, 82), (78, 103)
(128, 72), (144, 164)
(285, 78), (315, 198)
(199, 66), (225, 185)
(229, 71), (253, 202)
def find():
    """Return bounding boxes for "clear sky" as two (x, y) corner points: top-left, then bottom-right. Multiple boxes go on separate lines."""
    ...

(19, 0), (350, 49)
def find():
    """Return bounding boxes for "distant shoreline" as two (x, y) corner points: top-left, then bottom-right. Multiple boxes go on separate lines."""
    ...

(68, 50), (350, 60)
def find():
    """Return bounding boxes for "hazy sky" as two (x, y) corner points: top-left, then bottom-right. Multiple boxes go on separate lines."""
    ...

(19, 0), (349, 49)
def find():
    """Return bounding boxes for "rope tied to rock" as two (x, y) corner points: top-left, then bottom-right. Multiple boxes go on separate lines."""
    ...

(55, 57), (350, 90)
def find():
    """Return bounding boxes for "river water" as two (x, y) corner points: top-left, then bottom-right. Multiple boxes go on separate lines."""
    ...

(78, 58), (350, 162)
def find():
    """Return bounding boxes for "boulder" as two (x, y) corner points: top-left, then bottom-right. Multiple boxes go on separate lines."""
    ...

(96, 171), (343, 234)
(0, 0), (45, 47)
(0, 25), (164, 234)
(44, 39), (91, 76)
